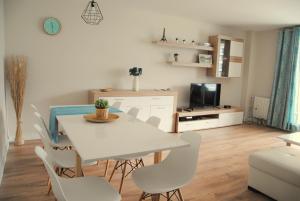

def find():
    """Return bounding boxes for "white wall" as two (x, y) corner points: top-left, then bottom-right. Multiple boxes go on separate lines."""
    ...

(242, 30), (278, 120)
(4, 0), (247, 140)
(0, 0), (8, 184)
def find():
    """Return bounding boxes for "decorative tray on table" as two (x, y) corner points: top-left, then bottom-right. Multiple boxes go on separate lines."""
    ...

(83, 113), (119, 123)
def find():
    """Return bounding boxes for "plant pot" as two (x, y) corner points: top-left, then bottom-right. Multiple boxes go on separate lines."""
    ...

(133, 76), (139, 91)
(96, 108), (109, 119)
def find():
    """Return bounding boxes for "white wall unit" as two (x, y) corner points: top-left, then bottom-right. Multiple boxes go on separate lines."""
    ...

(208, 35), (244, 78)
(228, 62), (242, 77)
(176, 107), (243, 132)
(89, 90), (177, 132)
(230, 41), (244, 57)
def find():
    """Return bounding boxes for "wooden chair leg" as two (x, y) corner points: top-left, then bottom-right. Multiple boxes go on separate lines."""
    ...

(119, 161), (127, 193)
(47, 177), (52, 195)
(109, 161), (119, 182)
(139, 192), (146, 201)
(151, 194), (160, 201)
(104, 160), (110, 177)
(166, 192), (170, 201)
(177, 189), (184, 201)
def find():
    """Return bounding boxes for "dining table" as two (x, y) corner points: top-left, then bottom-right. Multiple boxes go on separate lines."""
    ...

(57, 112), (189, 177)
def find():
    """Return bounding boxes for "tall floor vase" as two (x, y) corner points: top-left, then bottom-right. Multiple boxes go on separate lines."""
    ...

(7, 56), (27, 146)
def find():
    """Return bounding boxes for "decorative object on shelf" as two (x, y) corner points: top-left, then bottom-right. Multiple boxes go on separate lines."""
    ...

(160, 28), (167, 42)
(7, 56), (27, 146)
(81, 0), (103, 25)
(191, 40), (195, 45)
(95, 99), (109, 119)
(129, 67), (142, 91)
(43, 17), (61, 35)
(174, 53), (179, 62)
(175, 38), (179, 43)
(100, 88), (113, 92)
(202, 42), (211, 47)
(182, 39), (186, 44)
(198, 54), (212, 65)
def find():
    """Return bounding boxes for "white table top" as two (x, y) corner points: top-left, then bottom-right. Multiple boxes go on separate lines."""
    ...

(278, 133), (300, 146)
(57, 113), (189, 162)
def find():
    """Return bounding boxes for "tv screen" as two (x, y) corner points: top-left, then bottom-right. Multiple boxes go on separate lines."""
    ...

(189, 83), (221, 108)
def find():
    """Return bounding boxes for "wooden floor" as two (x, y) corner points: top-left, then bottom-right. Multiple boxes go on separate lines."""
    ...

(0, 124), (288, 201)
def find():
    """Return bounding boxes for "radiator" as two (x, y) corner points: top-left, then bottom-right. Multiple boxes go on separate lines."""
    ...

(253, 96), (270, 120)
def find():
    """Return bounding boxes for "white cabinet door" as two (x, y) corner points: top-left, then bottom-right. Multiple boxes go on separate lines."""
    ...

(219, 112), (243, 127)
(230, 41), (244, 57)
(99, 96), (175, 132)
(150, 105), (173, 132)
(228, 62), (242, 77)
(178, 119), (219, 132)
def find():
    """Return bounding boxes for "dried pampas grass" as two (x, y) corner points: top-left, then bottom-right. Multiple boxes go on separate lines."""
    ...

(7, 56), (27, 146)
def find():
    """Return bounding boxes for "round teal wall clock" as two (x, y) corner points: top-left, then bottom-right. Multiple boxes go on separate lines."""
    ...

(43, 17), (61, 35)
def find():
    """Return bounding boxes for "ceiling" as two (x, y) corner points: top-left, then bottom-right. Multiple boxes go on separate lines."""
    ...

(129, 0), (300, 31)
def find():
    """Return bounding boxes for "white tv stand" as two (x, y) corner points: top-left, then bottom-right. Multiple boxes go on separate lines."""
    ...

(175, 106), (244, 133)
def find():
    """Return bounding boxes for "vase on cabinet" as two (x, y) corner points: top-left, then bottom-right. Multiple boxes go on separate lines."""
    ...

(133, 76), (139, 91)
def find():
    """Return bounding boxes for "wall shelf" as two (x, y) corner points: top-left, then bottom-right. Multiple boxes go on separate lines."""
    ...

(153, 41), (214, 51)
(168, 61), (212, 68)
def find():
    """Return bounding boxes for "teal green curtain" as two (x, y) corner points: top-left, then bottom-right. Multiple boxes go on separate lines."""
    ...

(267, 26), (300, 131)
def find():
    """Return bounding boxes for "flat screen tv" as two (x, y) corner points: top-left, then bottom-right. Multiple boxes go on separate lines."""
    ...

(189, 83), (221, 108)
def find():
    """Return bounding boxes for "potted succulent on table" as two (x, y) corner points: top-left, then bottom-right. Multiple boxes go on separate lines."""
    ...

(95, 99), (109, 119)
(129, 67), (142, 91)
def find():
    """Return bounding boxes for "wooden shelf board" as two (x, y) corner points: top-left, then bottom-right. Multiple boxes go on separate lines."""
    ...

(153, 41), (214, 51)
(168, 61), (212, 68)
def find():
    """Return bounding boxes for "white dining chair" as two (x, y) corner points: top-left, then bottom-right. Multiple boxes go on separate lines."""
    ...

(127, 107), (140, 118)
(30, 103), (39, 112)
(33, 111), (72, 148)
(132, 131), (201, 201)
(111, 102), (122, 110)
(34, 124), (96, 193)
(35, 146), (121, 201)
(109, 115), (161, 193)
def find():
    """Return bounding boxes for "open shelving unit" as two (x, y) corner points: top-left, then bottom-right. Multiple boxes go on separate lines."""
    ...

(153, 41), (214, 51)
(153, 40), (214, 68)
(168, 61), (212, 68)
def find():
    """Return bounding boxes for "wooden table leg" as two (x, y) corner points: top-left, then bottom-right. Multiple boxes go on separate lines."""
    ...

(151, 194), (160, 201)
(154, 152), (162, 164)
(75, 152), (83, 177)
(104, 160), (110, 177)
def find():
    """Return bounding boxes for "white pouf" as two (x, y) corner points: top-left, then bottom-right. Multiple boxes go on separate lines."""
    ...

(248, 146), (300, 201)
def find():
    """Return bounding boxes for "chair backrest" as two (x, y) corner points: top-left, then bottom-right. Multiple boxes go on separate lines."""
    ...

(34, 111), (51, 136)
(35, 146), (66, 201)
(146, 116), (161, 128)
(34, 124), (52, 151)
(111, 102), (122, 109)
(127, 107), (140, 118)
(30, 104), (39, 112)
(162, 131), (201, 185)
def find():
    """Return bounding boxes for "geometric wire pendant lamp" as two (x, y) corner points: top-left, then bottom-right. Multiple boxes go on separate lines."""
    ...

(81, 0), (103, 25)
